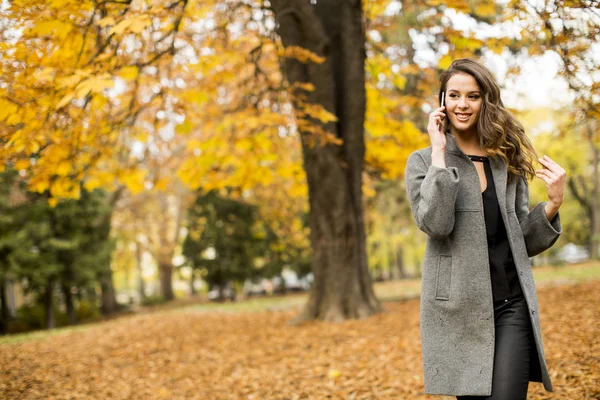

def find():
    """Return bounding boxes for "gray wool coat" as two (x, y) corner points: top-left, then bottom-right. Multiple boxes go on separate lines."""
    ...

(404, 133), (561, 396)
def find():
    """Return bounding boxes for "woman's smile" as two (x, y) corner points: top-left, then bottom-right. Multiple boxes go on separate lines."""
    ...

(455, 112), (472, 121)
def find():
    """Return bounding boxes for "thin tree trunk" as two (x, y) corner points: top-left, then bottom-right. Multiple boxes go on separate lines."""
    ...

(396, 247), (407, 279)
(100, 272), (117, 316)
(0, 274), (8, 335)
(589, 122), (600, 260)
(87, 286), (98, 306)
(99, 187), (124, 315)
(189, 269), (196, 296)
(159, 263), (174, 300)
(62, 283), (77, 325)
(272, 0), (382, 323)
(44, 278), (56, 330)
(135, 242), (146, 300)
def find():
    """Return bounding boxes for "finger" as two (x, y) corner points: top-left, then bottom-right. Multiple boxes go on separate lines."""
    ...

(543, 156), (567, 175)
(536, 168), (555, 179)
(535, 173), (552, 187)
(539, 156), (565, 174)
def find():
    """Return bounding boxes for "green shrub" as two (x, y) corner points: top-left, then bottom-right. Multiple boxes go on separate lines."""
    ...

(13, 303), (68, 331)
(76, 301), (101, 322)
(141, 294), (167, 307)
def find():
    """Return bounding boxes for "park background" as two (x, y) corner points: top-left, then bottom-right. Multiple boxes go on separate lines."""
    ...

(0, 0), (598, 398)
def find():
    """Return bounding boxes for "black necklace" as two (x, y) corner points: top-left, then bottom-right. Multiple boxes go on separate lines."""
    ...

(467, 154), (487, 162)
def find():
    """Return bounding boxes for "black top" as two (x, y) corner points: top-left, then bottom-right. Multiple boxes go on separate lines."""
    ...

(468, 155), (524, 303)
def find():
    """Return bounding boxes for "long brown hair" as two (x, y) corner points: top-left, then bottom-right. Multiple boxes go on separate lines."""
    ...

(439, 58), (537, 180)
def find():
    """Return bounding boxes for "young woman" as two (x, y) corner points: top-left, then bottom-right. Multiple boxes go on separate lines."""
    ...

(404, 59), (566, 399)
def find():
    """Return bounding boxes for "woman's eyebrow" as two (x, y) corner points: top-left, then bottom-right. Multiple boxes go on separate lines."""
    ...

(447, 89), (481, 94)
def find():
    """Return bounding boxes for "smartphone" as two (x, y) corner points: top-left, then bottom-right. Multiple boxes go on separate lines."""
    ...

(440, 91), (445, 108)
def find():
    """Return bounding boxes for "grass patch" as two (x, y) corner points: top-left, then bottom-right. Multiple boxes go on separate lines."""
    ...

(533, 261), (600, 285)
(3, 262), (598, 344)
(0, 324), (95, 345)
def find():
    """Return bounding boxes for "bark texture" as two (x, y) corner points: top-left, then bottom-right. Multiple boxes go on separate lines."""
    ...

(100, 274), (117, 316)
(159, 263), (175, 301)
(271, 0), (382, 323)
(62, 283), (77, 325)
(44, 279), (56, 330)
(0, 275), (8, 335)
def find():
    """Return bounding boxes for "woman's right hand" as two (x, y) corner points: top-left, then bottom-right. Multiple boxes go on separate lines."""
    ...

(427, 106), (447, 168)
(427, 106), (447, 153)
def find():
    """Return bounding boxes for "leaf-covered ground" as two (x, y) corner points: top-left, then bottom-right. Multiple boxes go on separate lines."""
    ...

(1, 280), (598, 400)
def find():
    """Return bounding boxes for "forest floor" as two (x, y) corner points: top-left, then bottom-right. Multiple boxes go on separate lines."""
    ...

(1, 266), (599, 399)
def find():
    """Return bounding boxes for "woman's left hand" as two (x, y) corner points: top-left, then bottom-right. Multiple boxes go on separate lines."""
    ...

(536, 155), (566, 219)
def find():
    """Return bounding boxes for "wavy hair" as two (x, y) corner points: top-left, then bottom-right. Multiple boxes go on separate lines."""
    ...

(439, 58), (537, 180)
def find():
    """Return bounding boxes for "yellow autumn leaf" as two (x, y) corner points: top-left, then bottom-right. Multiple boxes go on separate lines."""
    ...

(55, 161), (72, 176)
(153, 178), (169, 191)
(15, 159), (30, 170)
(119, 66), (139, 80)
(438, 54), (453, 70)
(120, 168), (148, 195)
(129, 16), (152, 33)
(109, 20), (132, 36)
(328, 369), (341, 379)
(56, 92), (75, 109)
(97, 16), (116, 28)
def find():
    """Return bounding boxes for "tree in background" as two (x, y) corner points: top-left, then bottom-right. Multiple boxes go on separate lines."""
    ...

(183, 191), (260, 300)
(0, 170), (32, 334)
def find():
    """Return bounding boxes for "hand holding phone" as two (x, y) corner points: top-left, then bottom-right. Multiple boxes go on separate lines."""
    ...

(427, 91), (448, 154)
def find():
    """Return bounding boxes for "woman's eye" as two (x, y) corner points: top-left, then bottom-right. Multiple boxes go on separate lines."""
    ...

(469, 95), (480, 99)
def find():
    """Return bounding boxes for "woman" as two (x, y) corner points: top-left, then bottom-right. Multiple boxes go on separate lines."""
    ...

(404, 59), (566, 399)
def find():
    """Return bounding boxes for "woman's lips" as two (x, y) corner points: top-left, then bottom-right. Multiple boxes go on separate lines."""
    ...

(455, 113), (471, 121)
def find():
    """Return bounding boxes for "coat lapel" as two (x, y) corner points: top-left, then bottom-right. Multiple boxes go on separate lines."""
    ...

(489, 157), (508, 218)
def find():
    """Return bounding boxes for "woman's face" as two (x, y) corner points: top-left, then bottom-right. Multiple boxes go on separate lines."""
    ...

(443, 72), (483, 136)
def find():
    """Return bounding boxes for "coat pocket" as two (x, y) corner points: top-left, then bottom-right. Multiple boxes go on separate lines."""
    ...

(435, 255), (452, 301)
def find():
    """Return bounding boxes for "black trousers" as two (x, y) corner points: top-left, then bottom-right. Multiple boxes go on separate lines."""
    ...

(457, 296), (534, 400)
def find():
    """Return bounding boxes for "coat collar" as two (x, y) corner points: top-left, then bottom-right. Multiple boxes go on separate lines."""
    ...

(445, 133), (508, 215)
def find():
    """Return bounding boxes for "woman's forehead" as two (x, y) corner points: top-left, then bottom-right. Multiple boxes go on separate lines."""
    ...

(446, 73), (481, 92)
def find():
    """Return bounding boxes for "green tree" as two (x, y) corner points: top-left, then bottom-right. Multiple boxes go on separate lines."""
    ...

(183, 191), (259, 300)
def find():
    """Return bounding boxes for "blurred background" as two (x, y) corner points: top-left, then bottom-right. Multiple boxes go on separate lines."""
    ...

(0, 0), (598, 334)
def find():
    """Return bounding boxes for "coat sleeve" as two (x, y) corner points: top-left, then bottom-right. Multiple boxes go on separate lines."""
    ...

(405, 151), (460, 239)
(515, 175), (562, 257)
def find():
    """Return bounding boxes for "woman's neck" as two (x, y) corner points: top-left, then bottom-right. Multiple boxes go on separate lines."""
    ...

(451, 130), (484, 156)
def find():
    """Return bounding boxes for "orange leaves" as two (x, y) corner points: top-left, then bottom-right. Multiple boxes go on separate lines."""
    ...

(0, 98), (19, 124)
(280, 46), (326, 64)
(1, 279), (597, 399)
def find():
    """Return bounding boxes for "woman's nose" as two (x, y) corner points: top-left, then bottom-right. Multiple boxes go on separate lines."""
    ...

(457, 97), (468, 108)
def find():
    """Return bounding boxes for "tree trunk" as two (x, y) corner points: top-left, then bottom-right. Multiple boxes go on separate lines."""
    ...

(100, 272), (118, 316)
(159, 263), (174, 300)
(62, 283), (77, 325)
(135, 242), (146, 300)
(568, 121), (600, 260)
(44, 278), (56, 329)
(272, 0), (382, 323)
(396, 247), (407, 279)
(589, 122), (599, 260)
(86, 286), (98, 306)
(189, 269), (196, 296)
(0, 274), (8, 335)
